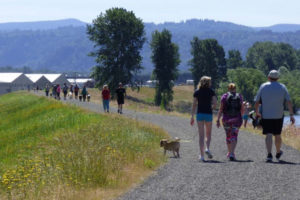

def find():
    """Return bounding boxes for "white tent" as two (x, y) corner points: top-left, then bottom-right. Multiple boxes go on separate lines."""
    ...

(0, 73), (33, 95)
(25, 74), (52, 89)
(67, 78), (94, 88)
(186, 80), (194, 85)
(42, 74), (70, 86)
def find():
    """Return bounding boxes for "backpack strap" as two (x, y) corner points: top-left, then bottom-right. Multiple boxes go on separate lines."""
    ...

(226, 92), (232, 101)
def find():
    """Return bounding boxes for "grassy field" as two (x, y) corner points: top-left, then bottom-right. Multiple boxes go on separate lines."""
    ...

(89, 85), (300, 151)
(88, 85), (195, 116)
(0, 92), (169, 200)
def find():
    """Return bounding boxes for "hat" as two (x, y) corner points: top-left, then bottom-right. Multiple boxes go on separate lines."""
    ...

(268, 70), (279, 79)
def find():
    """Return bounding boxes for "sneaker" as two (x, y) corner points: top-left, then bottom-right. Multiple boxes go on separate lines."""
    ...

(266, 153), (273, 162)
(117, 109), (120, 113)
(229, 153), (236, 161)
(226, 152), (230, 158)
(229, 156), (236, 161)
(205, 149), (213, 159)
(199, 155), (205, 162)
(275, 151), (283, 160)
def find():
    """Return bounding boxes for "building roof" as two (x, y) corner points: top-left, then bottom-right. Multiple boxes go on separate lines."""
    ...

(0, 73), (23, 83)
(25, 74), (45, 83)
(67, 78), (93, 84)
(42, 74), (62, 82)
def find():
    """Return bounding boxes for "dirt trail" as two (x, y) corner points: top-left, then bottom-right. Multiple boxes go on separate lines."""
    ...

(47, 95), (300, 200)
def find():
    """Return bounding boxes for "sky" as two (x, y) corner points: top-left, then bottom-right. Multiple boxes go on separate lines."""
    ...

(0, 0), (299, 27)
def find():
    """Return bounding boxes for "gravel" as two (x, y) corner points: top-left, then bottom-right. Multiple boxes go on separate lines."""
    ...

(47, 95), (300, 200)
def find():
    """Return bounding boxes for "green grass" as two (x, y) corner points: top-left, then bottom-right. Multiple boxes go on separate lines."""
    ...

(0, 92), (168, 199)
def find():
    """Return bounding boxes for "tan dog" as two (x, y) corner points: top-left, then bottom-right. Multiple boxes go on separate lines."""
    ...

(160, 137), (180, 158)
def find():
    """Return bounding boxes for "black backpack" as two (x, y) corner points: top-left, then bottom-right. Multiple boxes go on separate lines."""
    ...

(225, 92), (241, 117)
(63, 85), (68, 92)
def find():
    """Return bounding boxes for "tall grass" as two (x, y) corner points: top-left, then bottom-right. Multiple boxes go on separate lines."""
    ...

(241, 124), (300, 151)
(88, 86), (195, 115)
(0, 92), (168, 199)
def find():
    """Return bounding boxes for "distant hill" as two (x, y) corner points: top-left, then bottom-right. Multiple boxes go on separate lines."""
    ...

(0, 19), (86, 31)
(0, 19), (300, 73)
(145, 19), (253, 33)
(254, 24), (300, 33)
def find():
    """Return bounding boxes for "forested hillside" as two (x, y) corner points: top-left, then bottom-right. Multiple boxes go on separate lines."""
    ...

(1, 19), (300, 72)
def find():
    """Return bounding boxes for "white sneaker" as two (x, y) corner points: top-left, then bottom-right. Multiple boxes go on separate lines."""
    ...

(205, 149), (213, 159)
(199, 155), (205, 162)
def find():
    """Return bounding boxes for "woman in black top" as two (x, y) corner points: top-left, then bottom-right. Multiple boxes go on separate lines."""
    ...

(191, 76), (217, 162)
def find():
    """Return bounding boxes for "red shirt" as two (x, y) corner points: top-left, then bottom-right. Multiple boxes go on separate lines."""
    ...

(102, 89), (110, 100)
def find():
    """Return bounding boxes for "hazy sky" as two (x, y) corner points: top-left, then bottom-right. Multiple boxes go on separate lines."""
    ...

(1, 0), (299, 27)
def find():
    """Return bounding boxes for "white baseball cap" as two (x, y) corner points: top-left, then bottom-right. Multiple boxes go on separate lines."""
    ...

(268, 70), (279, 79)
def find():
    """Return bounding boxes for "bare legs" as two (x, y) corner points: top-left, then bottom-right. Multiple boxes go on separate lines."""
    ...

(118, 104), (123, 114)
(265, 134), (273, 154)
(205, 122), (212, 150)
(197, 121), (212, 158)
(275, 135), (282, 153)
(243, 119), (248, 128)
(197, 121), (205, 157)
(266, 134), (282, 154)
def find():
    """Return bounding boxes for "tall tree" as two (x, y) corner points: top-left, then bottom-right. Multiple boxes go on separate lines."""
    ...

(227, 50), (244, 69)
(189, 38), (226, 89)
(280, 70), (300, 112)
(150, 29), (180, 108)
(296, 50), (300, 69)
(87, 8), (145, 95)
(246, 41), (298, 74)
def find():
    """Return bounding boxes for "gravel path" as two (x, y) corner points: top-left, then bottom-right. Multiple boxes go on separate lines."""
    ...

(48, 95), (300, 200)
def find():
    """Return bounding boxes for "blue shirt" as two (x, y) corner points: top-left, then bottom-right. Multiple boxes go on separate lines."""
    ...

(254, 81), (290, 119)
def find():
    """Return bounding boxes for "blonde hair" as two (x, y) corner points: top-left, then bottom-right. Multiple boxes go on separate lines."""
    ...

(198, 76), (211, 88)
(228, 83), (236, 91)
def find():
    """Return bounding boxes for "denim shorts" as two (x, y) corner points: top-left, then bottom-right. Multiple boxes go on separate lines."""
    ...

(196, 113), (213, 122)
(243, 114), (249, 120)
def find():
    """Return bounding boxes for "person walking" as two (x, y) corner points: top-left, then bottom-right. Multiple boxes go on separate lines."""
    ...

(101, 84), (110, 113)
(254, 70), (295, 162)
(242, 101), (251, 128)
(190, 76), (217, 162)
(52, 84), (57, 99)
(56, 84), (61, 100)
(115, 82), (126, 114)
(74, 84), (79, 100)
(216, 83), (244, 161)
(63, 83), (68, 100)
(81, 85), (88, 102)
(45, 84), (50, 97)
(69, 84), (74, 99)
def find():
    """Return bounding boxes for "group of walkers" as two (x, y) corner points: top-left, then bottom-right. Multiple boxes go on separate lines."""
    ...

(43, 81), (126, 113)
(191, 70), (295, 162)
(45, 83), (89, 101)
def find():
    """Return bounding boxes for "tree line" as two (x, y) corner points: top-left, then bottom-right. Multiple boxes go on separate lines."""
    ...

(88, 8), (300, 111)
(3, 18), (300, 73)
